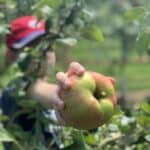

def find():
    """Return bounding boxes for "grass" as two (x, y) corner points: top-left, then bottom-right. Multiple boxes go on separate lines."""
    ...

(125, 62), (150, 90)
(0, 39), (150, 91)
(56, 39), (150, 91)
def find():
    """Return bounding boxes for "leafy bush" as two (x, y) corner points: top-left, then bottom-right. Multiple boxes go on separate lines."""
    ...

(0, 0), (149, 149)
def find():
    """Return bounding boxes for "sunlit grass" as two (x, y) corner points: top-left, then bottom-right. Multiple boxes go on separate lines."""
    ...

(0, 39), (150, 91)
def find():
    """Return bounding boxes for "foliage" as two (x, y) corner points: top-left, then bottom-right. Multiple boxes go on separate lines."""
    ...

(0, 0), (149, 150)
(0, 102), (149, 149)
(124, 5), (150, 56)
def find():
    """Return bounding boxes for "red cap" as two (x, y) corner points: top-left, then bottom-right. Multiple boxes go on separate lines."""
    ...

(6, 16), (46, 49)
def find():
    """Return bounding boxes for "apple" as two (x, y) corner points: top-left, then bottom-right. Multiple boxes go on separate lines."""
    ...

(57, 63), (117, 130)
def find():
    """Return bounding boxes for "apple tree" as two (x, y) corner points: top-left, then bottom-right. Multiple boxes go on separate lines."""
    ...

(0, 0), (149, 150)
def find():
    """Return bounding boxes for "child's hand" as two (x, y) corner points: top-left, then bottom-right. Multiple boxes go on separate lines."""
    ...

(56, 62), (85, 90)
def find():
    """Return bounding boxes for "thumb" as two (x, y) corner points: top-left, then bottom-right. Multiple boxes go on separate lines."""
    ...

(52, 98), (64, 111)
(67, 62), (85, 77)
(56, 72), (72, 90)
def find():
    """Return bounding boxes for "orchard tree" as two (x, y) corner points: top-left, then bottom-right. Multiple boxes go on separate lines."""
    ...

(0, 0), (149, 150)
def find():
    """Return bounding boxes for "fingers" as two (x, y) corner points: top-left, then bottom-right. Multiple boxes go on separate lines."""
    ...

(56, 72), (72, 90)
(67, 62), (85, 77)
(53, 98), (64, 111)
(55, 62), (86, 127)
(56, 62), (85, 90)
(108, 77), (116, 85)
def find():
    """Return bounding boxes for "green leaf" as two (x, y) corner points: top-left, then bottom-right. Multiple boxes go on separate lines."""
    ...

(57, 38), (77, 47)
(0, 114), (9, 122)
(45, 17), (53, 31)
(0, 0), (5, 3)
(41, 5), (53, 15)
(0, 24), (9, 34)
(47, 0), (62, 8)
(0, 125), (15, 142)
(84, 133), (97, 145)
(138, 115), (150, 127)
(113, 105), (122, 115)
(140, 102), (150, 115)
(0, 143), (4, 150)
(18, 99), (38, 109)
(32, 0), (62, 10)
(0, 12), (4, 19)
(68, 131), (88, 150)
(108, 124), (119, 132)
(125, 7), (145, 22)
(82, 24), (104, 43)
(145, 135), (150, 142)
(28, 143), (47, 150)
(121, 116), (135, 126)
(82, 9), (95, 18)
(17, 52), (31, 72)
(136, 31), (150, 53)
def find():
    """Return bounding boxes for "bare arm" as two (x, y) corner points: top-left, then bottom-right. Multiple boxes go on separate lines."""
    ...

(27, 79), (64, 109)
(27, 62), (86, 110)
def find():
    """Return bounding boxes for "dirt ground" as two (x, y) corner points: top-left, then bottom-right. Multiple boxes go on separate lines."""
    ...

(117, 89), (150, 108)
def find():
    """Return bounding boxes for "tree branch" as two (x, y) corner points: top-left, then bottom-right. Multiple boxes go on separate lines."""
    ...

(99, 132), (123, 148)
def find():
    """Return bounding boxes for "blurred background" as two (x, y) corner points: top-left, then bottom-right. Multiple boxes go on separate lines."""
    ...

(0, 0), (149, 149)
(0, 0), (149, 109)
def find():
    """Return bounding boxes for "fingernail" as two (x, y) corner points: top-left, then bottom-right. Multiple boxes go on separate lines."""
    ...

(63, 79), (71, 90)
(75, 67), (85, 76)
(108, 77), (116, 85)
(56, 72), (65, 81)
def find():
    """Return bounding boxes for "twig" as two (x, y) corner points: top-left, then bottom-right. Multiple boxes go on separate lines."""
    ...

(44, 0), (81, 52)
(99, 132), (122, 148)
